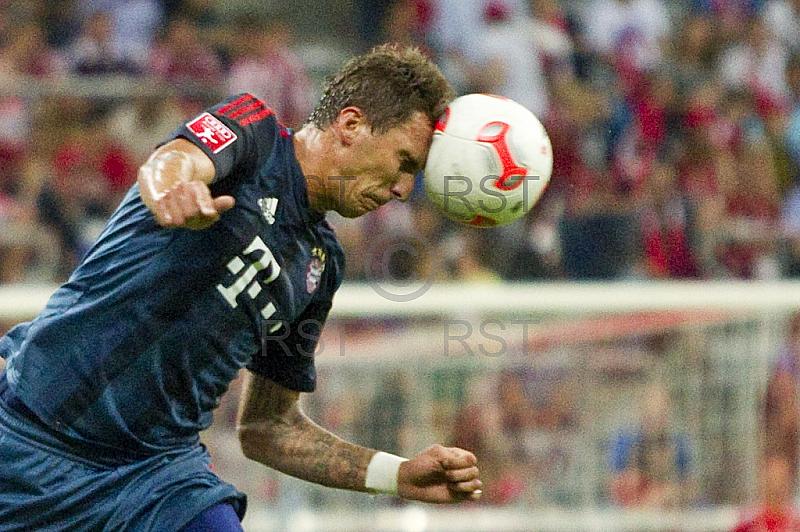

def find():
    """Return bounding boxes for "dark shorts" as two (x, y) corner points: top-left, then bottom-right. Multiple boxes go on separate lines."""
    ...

(0, 401), (246, 532)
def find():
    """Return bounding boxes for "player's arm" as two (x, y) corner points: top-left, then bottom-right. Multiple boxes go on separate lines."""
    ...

(137, 138), (235, 230)
(237, 371), (483, 503)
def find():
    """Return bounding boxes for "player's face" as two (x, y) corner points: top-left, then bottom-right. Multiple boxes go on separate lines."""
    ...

(332, 111), (431, 218)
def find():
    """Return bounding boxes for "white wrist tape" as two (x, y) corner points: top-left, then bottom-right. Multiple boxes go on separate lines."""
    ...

(365, 452), (408, 495)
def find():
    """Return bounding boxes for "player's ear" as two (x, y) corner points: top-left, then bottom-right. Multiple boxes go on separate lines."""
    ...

(334, 107), (366, 146)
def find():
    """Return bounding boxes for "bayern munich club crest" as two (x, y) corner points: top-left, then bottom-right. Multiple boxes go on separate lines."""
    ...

(306, 247), (326, 294)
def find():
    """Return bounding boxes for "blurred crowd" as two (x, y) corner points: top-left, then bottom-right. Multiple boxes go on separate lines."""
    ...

(0, 0), (313, 281)
(2, 0), (800, 285)
(360, 0), (800, 285)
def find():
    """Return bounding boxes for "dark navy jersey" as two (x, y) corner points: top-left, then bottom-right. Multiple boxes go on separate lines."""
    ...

(0, 93), (345, 457)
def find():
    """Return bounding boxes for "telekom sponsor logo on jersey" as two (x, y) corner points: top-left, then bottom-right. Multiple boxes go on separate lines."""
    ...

(187, 112), (237, 153)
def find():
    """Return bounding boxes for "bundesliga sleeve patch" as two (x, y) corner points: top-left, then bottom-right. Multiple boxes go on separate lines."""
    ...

(187, 112), (237, 153)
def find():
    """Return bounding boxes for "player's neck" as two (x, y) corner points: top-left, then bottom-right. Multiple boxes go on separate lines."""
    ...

(294, 125), (336, 213)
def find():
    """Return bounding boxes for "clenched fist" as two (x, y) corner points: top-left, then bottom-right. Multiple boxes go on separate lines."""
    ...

(398, 445), (483, 503)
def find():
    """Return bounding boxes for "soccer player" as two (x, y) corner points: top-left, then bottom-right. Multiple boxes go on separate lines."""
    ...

(0, 45), (482, 531)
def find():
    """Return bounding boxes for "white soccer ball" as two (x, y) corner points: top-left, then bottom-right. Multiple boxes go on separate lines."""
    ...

(423, 94), (553, 227)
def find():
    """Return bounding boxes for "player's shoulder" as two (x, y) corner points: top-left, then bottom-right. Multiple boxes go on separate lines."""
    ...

(179, 93), (280, 160)
(210, 93), (278, 129)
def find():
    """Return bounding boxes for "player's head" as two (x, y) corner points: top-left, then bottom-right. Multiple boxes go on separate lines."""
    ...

(301, 45), (454, 218)
(307, 44), (455, 133)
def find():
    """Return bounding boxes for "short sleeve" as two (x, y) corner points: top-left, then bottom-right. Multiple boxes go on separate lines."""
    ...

(164, 93), (278, 184)
(247, 297), (333, 393)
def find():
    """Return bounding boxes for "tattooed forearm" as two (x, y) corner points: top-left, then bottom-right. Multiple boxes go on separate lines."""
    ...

(263, 414), (373, 490)
(237, 372), (375, 491)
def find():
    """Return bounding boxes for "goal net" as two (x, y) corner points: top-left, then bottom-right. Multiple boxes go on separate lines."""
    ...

(2, 280), (799, 532)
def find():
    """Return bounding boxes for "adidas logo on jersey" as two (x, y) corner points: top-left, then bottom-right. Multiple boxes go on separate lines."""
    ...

(257, 197), (278, 225)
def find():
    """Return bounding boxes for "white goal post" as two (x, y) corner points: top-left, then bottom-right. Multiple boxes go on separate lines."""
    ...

(2, 280), (800, 323)
(329, 280), (800, 318)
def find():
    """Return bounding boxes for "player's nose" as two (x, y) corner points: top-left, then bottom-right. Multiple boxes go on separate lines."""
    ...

(390, 175), (415, 202)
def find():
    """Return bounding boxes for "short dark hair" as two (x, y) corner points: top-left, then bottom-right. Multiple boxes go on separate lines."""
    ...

(307, 44), (455, 133)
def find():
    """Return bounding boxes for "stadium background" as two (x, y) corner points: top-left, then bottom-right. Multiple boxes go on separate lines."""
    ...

(2, 0), (800, 530)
